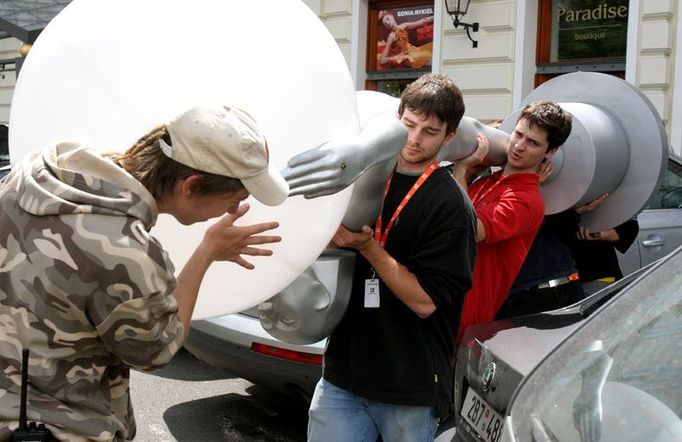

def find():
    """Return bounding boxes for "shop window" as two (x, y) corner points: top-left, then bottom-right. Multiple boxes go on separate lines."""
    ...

(366, 1), (434, 96)
(375, 79), (414, 96)
(536, 0), (628, 86)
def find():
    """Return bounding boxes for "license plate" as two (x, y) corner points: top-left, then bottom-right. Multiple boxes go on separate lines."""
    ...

(460, 388), (504, 442)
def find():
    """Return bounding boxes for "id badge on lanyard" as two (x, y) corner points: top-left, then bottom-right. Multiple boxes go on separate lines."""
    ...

(365, 161), (438, 309)
(364, 276), (380, 308)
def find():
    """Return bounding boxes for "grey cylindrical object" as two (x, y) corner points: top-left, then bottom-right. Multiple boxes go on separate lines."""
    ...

(440, 116), (509, 165)
(517, 72), (668, 231)
(503, 102), (630, 215)
(345, 72), (667, 232)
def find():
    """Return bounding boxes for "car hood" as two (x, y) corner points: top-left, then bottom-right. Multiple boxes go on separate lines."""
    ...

(454, 309), (585, 423)
(462, 311), (584, 377)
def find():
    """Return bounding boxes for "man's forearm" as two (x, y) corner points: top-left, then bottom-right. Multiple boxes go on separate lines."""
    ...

(452, 166), (486, 241)
(452, 165), (469, 191)
(172, 246), (213, 337)
(359, 240), (436, 318)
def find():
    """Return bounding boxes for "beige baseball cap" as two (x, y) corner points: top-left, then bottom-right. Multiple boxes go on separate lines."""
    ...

(159, 104), (289, 206)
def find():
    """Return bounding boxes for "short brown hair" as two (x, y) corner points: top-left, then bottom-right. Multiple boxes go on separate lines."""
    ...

(110, 126), (244, 198)
(518, 101), (572, 151)
(398, 73), (465, 134)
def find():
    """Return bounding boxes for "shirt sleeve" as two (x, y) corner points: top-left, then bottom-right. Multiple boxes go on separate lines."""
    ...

(476, 185), (545, 244)
(613, 219), (640, 254)
(410, 188), (477, 307)
(86, 229), (184, 371)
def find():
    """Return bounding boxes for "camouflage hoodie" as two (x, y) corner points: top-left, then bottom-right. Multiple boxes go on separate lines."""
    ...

(0, 141), (184, 441)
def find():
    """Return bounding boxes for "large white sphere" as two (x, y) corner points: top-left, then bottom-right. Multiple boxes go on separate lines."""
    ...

(9, 0), (358, 318)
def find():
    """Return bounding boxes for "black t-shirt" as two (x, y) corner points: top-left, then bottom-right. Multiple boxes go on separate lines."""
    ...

(510, 210), (580, 292)
(323, 167), (477, 419)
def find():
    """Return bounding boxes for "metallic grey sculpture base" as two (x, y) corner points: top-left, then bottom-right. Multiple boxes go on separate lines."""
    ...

(269, 73), (668, 345)
(340, 94), (510, 230)
(508, 72), (668, 231)
(257, 249), (355, 345)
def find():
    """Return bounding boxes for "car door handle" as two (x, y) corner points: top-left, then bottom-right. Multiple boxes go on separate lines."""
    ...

(643, 236), (665, 247)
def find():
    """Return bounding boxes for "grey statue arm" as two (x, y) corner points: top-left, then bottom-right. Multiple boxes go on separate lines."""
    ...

(282, 110), (407, 198)
(438, 116), (509, 166)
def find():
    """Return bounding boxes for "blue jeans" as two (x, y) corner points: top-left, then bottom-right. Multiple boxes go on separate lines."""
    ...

(307, 378), (438, 442)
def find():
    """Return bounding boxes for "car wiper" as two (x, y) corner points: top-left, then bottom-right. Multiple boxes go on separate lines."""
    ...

(580, 260), (658, 318)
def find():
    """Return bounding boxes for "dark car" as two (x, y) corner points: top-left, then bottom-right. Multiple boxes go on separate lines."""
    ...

(447, 245), (682, 442)
(0, 123), (8, 179)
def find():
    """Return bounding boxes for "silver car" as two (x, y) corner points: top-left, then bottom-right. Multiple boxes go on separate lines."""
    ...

(618, 152), (682, 275)
(448, 244), (682, 442)
(185, 152), (682, 404)
(184, 306), (325, 403)
(183, 249), (356, 402)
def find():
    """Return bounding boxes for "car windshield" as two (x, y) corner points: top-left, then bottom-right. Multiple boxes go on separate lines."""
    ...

(514, 247), (682, 442)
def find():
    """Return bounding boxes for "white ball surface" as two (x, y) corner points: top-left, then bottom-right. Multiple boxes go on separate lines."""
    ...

(9, 0), (358, 318)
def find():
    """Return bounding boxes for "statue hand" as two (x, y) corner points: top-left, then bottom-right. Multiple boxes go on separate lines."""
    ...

(282, 138), (361, 198)
(282, 110), (407, 199)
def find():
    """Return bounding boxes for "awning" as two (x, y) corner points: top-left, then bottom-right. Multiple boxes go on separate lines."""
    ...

(0, 0), (71, 43)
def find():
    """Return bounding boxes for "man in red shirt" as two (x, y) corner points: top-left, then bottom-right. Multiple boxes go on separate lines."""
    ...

(452, 101), (573, 339)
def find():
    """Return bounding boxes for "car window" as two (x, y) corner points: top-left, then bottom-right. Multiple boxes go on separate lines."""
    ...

(646, 155), (682, 209)
(509, 248), (682, 442)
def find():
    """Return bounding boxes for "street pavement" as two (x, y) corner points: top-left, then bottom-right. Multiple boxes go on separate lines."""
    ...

(130, 348), (308, 441)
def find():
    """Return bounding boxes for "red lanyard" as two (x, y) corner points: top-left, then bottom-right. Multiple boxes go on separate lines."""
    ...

(374, 160), (438, 247)
(470, 173), (506, 207)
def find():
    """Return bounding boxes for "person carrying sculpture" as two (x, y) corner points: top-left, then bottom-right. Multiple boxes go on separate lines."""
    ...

(0, 104), (287, 441)
(451, 101), (573, 340)
(496, 159), (586, 319)
(307, 73), (477, 442)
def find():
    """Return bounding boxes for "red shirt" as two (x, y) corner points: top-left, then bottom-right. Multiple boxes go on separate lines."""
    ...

(458, 171), (544, 339)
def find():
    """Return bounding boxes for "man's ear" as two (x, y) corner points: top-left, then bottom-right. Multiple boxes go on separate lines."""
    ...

(544, 146), (559, 160)
(180, 175), (203, 195)
(444, 128), (458, 145)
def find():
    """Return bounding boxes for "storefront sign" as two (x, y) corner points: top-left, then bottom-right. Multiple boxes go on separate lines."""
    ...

(551, 0), (628, 62)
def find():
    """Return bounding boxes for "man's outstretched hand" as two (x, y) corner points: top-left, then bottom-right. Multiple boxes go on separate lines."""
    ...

(202, 203), (281, 269)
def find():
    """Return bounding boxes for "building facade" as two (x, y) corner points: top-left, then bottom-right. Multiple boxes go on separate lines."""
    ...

(304, 0), (681, 155)
(0, 1), (679, 155)
(0, 37), (19, 123)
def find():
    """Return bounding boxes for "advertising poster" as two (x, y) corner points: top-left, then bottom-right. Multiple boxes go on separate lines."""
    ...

(376, 5), (434, 71)
(551, 0), (628, 62)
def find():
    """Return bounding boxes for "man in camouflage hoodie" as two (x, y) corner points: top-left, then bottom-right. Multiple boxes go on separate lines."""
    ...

(0, 105), (288, 441)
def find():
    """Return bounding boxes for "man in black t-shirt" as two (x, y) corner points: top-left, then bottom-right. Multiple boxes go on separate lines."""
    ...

(307, 74), (477, 442)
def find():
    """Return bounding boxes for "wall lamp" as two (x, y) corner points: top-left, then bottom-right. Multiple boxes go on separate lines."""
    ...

(444, 0), (479, 48)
